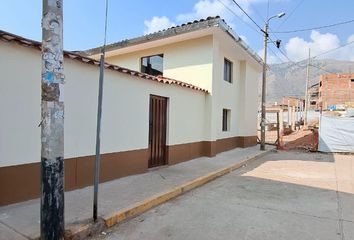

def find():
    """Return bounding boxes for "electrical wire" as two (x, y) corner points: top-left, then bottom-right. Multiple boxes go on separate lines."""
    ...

(309, 64), (338, 75)
(216, 0), (262, 35)
(230, 0), (263, 31)
(276, 0), (305, 29)
(244, 0), (266, 22)
(271, 19), (354, 34)
(268, 45), (287, 64)
(312, 40), (354, 59)
(219, 0), (349, 75)
(269, 39), (337, 74)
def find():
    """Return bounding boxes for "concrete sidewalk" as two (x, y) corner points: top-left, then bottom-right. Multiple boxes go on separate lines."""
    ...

(0, 146), (271, 240)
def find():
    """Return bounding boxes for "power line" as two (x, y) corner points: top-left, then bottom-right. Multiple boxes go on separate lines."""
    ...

(276, 0), (305, 29)
(309, 64), (338, 75)
(272, 38), (354, 67)
(270, 41), (337, 74)
(271, 19), (354, 34)
(312, 39), (354, 59)
(219, 0), (346, 75)
(216, 0), (262, 35)
(244, 0), (266, 22)
(268, 45), (287, 64)
(230, 0), (263, 31)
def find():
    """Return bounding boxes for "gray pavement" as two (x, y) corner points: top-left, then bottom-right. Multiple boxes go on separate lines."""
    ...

(0, 146), (267, 239)
(90, 151), (354, 240)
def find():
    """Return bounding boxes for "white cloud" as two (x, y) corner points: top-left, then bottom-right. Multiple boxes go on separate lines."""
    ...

(176, 0), (257, 25)
(176, 0), (232, 22)
(283, 31), (354, 62)
(144, 16), (175, 35)
(142, 0), (281, 39)
(285, 31), (341, 61)
(175, 0), (285, 24)
(345, 34), (354, 61)
(347, 34), (354, 43)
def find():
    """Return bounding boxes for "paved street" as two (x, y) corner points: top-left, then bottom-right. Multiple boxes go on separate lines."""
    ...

(91, 151), (354, 240)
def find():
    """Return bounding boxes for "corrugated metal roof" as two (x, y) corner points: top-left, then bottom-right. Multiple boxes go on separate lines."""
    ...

(0, 30), (208, 93)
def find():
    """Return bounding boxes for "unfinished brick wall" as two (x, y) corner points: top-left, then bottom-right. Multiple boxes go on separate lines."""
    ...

(318, 73), (354, 109)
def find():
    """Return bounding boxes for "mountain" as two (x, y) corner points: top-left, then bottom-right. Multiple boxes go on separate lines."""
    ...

(266, 59), (354, 103)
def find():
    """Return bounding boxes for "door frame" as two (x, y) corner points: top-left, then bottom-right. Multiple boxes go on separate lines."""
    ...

(148, 94), (168, 168)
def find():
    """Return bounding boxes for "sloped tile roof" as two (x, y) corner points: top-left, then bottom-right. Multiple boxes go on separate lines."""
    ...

(82, 16), (263, 66)
(0, 30), (208, 93)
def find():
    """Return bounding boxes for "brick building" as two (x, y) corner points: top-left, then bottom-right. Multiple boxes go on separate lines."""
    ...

(309, 83), (319, 110)
(318, 74), (354, 110)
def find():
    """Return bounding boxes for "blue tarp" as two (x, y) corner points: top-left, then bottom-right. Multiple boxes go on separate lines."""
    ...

(318, 115), (354, 153)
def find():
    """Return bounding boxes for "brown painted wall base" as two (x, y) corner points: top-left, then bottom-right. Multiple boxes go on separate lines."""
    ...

(166, 136), (257, 166)
(0, 136), (256, 206)
(0, 149), (148, 206)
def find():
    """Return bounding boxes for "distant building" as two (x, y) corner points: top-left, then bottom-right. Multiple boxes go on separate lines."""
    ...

(318, 73), (354, 110)
(281, 96), (304, 108)
(309, 83), (319, 110)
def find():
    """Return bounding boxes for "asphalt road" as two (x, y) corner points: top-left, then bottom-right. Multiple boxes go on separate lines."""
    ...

(91, 151), (354, 240)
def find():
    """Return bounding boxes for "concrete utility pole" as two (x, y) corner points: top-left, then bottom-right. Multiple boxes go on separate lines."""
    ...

(260, 12), (285, 151)
(93, 0), (109, 221)
(304, 48), (311, 126)
(260, 23), (268, 151)
(41, 0), (65, 239)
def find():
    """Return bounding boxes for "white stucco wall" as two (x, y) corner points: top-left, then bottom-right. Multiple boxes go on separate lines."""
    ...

(0, 42), (207, 167)
(0, 42), (41, 167)
(241, 63), (261, 136)
(0, 28), (261, 167)
(105, 36), (214, 92)
(213, 37), (240, 140)
(212, 32), (261, 140)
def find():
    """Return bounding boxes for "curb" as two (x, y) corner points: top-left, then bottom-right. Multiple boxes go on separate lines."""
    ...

(64, 149), (271, 239)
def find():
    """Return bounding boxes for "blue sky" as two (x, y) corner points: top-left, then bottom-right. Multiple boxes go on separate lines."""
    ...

(1, 0), (354, 63)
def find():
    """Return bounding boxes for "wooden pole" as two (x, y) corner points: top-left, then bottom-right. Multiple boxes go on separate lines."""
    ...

(41, 0), (65, 239)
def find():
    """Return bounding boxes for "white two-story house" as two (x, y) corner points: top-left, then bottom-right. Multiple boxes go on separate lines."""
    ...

(0, 16), (262, 206)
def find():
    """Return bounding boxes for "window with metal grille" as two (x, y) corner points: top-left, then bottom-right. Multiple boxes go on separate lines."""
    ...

(222, 109), (230, 131)
(224, 58), (232, 83)
(141, 54), (163, 76)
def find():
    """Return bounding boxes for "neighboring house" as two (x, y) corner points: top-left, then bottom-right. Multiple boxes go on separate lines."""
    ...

(309, 83), (319, 110)
(0, 16), (262, 206)
(319, 73), (354, 110)
(282, 96), (304, 108)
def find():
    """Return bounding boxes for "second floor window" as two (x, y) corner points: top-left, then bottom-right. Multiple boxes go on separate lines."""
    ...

(141, 54), (164, 76)
(224, 58), (232, 83)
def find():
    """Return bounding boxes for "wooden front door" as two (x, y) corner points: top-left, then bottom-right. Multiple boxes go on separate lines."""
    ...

(148, 95), (167, 168)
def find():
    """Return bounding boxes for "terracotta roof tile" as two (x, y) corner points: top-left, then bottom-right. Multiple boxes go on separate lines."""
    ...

(82, 16), (262, 66)
(0, 30), (208, 93)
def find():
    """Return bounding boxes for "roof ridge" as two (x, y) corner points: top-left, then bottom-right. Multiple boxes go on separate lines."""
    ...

(80, 16), (263, 66)
(82, 16), (221, 55)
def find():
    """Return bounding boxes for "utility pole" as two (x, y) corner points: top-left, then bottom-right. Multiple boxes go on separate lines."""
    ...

(304, 48), (311, 126)
(260, 12), (285, 151)
(41, 0), (65, 239)
(260, 22), (268, 151)
(93, 0), (109, 221)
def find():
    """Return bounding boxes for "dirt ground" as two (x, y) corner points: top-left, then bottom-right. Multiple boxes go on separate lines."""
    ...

(259, 128), (318, 151)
